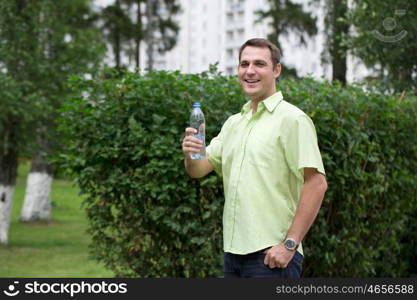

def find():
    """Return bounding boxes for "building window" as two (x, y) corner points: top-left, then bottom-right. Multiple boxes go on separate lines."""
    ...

(227, 12), (234, 23)
(237, 11), (244, 22)
(227, 48), (234, 59)
(238, 29), (244, 40)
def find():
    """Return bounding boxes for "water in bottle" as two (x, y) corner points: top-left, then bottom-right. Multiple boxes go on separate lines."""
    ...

(190, 102), (206, 160)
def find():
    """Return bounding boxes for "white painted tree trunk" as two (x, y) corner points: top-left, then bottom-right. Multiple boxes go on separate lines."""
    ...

(0, 185), (14, 245)
(20, 172), (52, 222)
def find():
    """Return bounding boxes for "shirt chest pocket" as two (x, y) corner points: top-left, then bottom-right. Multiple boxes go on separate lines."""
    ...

(245, 133), (279, 169)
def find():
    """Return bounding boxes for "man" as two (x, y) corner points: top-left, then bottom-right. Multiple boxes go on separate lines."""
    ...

(182, 38), (327, 278)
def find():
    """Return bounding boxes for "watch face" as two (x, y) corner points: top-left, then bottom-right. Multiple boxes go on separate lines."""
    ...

(285, 239), (296, 250)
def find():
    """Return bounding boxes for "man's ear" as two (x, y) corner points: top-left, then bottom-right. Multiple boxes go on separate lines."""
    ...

(274, 63), (282, 78)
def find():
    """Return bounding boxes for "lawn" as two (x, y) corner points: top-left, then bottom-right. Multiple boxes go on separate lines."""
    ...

(0, 161), (114, 277)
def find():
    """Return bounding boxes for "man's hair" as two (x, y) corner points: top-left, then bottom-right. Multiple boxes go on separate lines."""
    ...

(238, 38), (282, 66)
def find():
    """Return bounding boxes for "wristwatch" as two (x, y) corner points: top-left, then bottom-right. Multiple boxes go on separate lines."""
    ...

(284, 238), (299, 251)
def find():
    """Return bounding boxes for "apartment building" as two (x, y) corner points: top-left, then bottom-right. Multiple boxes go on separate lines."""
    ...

(94, 0), (368, 81)
(150, 0), (370, 82)
(150, 0), (270, 75)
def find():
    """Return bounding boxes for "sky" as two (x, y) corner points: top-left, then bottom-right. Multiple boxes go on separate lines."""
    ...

(94, 0), (114, 8)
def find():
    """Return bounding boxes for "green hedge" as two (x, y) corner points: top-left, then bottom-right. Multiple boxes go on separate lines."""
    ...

(279, 79), (417, 277)
(59, 68), (417, 277)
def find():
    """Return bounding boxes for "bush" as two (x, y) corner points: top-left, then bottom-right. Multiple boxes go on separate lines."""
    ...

(60, 67), (244, 277)
(280, 78), (417, 276)
(59, 68), (417, 277)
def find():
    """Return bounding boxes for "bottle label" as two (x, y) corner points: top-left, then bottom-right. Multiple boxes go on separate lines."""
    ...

(191, 134), (206, 160)
(194, 134), (205, 143)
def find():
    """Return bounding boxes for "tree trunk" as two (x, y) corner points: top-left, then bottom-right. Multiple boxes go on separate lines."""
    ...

(330, 0), (348, 85)
(114, 0), (122, 69)
(146, 0), (154, 71)
(0, 185), (15, 246)
(20, 155), (53, 222)
(135, 0), (143, 70)
(20, 127), (53, 222)
(0, 120), (19, 246)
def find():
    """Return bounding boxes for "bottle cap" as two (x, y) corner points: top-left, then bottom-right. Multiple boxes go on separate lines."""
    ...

(193, 102), (201, 108)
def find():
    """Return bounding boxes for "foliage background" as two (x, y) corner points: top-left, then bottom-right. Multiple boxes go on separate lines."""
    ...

(59, 68), (417, 277)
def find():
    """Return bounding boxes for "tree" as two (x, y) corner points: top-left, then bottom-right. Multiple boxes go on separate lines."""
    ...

(322, 0), (349, 84)
(0, 0), (42, 244)
(0, 0), (104, 243)
(101, 0), (133, 70)
(21, 0), (105, 223)
(0, 75), (23, 245)
(100, 0), (180, 71)
(348, 0), (417, 92)
(255, 0), (318, 77)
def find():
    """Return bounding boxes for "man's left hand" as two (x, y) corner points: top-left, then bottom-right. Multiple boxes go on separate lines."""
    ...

(263, 243), (295, 269)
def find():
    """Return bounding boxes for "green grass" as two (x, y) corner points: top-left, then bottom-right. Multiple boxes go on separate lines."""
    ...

(0, 161), (114, 277)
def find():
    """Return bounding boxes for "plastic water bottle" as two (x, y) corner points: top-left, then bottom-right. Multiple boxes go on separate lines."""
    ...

(190, 102), (206, 160)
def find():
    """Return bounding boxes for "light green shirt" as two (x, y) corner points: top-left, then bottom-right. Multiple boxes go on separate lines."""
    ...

(206, 91), (325, 255)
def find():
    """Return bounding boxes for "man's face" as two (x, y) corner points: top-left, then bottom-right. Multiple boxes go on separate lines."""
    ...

(238, 46), (281, 102)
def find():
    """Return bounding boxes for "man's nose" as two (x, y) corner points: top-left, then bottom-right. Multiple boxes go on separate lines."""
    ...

(246, 63), (255, 74)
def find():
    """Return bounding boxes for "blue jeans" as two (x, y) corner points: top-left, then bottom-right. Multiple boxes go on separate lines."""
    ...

(224, 249), (303, 278)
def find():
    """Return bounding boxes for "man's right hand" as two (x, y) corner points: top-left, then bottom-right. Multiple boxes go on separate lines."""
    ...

(182, 127), (213, 178)
(182, 127), (203, 158)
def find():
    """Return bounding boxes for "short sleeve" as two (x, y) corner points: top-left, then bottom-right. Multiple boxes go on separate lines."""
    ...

(283, 114), (325, 181)
(206, 116), (233, 175)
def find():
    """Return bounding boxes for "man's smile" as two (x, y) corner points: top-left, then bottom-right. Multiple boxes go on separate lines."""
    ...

(244, 79), (261, 83)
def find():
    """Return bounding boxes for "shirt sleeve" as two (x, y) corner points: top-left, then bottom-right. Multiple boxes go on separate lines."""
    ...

(283, 114), (326, 181)
(206, 116), (233, 176)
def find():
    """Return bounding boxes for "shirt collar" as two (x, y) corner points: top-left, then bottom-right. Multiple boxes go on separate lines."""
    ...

(241, 91), (284, 115)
